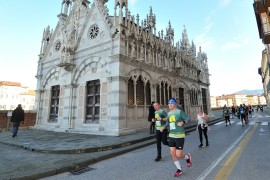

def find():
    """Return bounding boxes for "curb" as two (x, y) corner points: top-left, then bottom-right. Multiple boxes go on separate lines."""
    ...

(1, 118), (223, 155)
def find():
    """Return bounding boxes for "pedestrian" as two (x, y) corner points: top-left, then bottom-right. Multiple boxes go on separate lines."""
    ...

(11, 104), (24, 137)
(239, 104), (246, 126)
(160, 98), (192, 177)
(152, 102), (169, 161)
(148, 102), (156, 134)
(244, 104), (249, 122)
(260, 105), (263, 113)
(197, 106), (209, 148)
(223, 106), (231, 126)
(231, 106), (236, 119)
(248, 105), (252, 118)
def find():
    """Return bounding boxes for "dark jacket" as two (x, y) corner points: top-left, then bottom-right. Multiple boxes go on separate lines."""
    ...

(11, 107), (25, 123)
(148, 105), (155, 122)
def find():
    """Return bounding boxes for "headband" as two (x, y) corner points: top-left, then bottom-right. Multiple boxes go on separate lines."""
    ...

(169, 98), (177, 105)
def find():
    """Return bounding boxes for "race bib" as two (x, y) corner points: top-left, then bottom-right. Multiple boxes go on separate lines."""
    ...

(156, 121), (161, 127)
(170, 122), (176, 130)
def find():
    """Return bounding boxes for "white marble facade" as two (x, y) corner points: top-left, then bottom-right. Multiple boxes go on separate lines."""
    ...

(34, 0), (211, 136)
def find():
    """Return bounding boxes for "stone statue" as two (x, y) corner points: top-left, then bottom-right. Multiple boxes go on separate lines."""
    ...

(148, 49), (152, 63)
(140, 45), (144, 61)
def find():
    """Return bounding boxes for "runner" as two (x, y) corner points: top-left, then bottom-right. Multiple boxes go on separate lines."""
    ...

(152, 102), (169, 161)
(160, 98), (192, 177)
(248, 105), (252, 118)
(223, 105), (231, 126)
(197, 106), (209, 148)
(231, 106), (236, 119)
(148, 102), (155, 134)
(239, 104), (246, 126)
(244, 104), (249, 123)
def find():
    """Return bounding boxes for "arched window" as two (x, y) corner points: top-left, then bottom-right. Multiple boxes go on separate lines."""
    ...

(156, 84), (160, 103)
(189, 87), (198, 106)
(136, 76), (145, 105)
(179, 87), (185, 111)
(195, 91), (198, 105)
(146, 81), (151, 105)
(165, 83), (168, 103)
(127, 78), (134, 105)
(161, 82), (165, 105)
(169, 86), (172, 99)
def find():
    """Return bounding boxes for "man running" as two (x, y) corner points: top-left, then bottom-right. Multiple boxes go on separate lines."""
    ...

(224, 105), (231, 126)
(152, 102), (169, 161)
(160, 98), (192, 177)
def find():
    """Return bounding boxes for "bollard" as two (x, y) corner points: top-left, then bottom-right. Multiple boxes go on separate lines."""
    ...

(7, 111), (12, 131)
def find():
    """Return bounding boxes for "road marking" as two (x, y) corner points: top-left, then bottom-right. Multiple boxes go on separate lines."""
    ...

(236, 122), (242, 125)
(261, 122), (268, 126)
(213, 123), (257, 180)
(215, 122), (224, 126)
(195, 120), (255, 180)
(249, 121), (255, 125)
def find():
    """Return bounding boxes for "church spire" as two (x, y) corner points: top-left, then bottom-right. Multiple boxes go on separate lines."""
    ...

(60, 0), (72, 15)
(181, 25), (190, 49)
(114, 0), (129, 26)
(146, 6), (156, 32)
(166, 20), (174, 44)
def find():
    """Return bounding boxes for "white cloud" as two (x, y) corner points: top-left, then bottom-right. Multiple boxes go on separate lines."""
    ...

(222, 36), (250, 50)
(219, 0), (231, 6)
(130, 0), (138, 6)
(195, 12), (215, 50)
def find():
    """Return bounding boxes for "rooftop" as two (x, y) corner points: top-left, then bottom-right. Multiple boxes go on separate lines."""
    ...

(0, 81), (21, 87)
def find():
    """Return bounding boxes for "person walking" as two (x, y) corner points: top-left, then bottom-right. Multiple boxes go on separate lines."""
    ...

(197, 106), (209, 148)
(231, 106), (236, 119)
(223, 106), (231, 126)
(260, 105), (264, 113)
(148, 102), (156, 134)
(11, 104), (24, 137)
(239, 104), (246, 126)
(152, 102), (169, 161)
(160, 98), (192, 177)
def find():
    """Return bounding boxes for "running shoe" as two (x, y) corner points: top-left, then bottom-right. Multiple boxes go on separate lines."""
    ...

(199, 144), (203, 148)
(186, 153), (192, 167)
(155, 156), (161, 162)
(174, 169), (183, 177)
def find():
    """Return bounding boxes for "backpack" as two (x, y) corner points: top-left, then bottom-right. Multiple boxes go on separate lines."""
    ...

(240, 107), (245, 115)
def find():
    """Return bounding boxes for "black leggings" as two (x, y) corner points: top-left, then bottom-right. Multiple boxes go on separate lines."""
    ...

(225, 116), (230, 124)
(198, 125), (208, 145)
(149, 121), (155, 132)
(156, 129), (169, 157)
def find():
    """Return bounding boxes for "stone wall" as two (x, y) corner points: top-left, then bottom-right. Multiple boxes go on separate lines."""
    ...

(0, 111), (36, 130)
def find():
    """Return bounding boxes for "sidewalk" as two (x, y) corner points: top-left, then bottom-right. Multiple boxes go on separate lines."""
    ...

(0, 117), (223, 180)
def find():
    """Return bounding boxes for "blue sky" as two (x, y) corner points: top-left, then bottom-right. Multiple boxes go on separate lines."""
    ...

(0, 0), (264, 96)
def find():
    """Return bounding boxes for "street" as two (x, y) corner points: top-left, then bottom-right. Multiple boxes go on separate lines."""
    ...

(42, 112), (270, 180)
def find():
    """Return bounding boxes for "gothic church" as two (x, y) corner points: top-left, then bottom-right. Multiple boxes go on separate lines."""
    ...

(35, 0), (211, 136)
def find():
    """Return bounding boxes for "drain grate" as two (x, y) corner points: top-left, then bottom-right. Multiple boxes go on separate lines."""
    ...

(70, 167), (95, 175)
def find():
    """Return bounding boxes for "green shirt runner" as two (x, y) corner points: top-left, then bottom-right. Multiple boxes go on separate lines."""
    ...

(166, 109), (188, 138)
(154, 109), (167, 130)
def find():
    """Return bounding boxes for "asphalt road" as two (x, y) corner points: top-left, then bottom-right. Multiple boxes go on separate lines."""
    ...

(41, 112), (270, 180)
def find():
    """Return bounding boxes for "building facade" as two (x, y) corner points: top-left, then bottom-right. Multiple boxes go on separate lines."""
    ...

(35, 0), (211, 136)
(211, 94), (266, 108)
(253, 0), (270, 106)
(0, 81), (35, 110)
